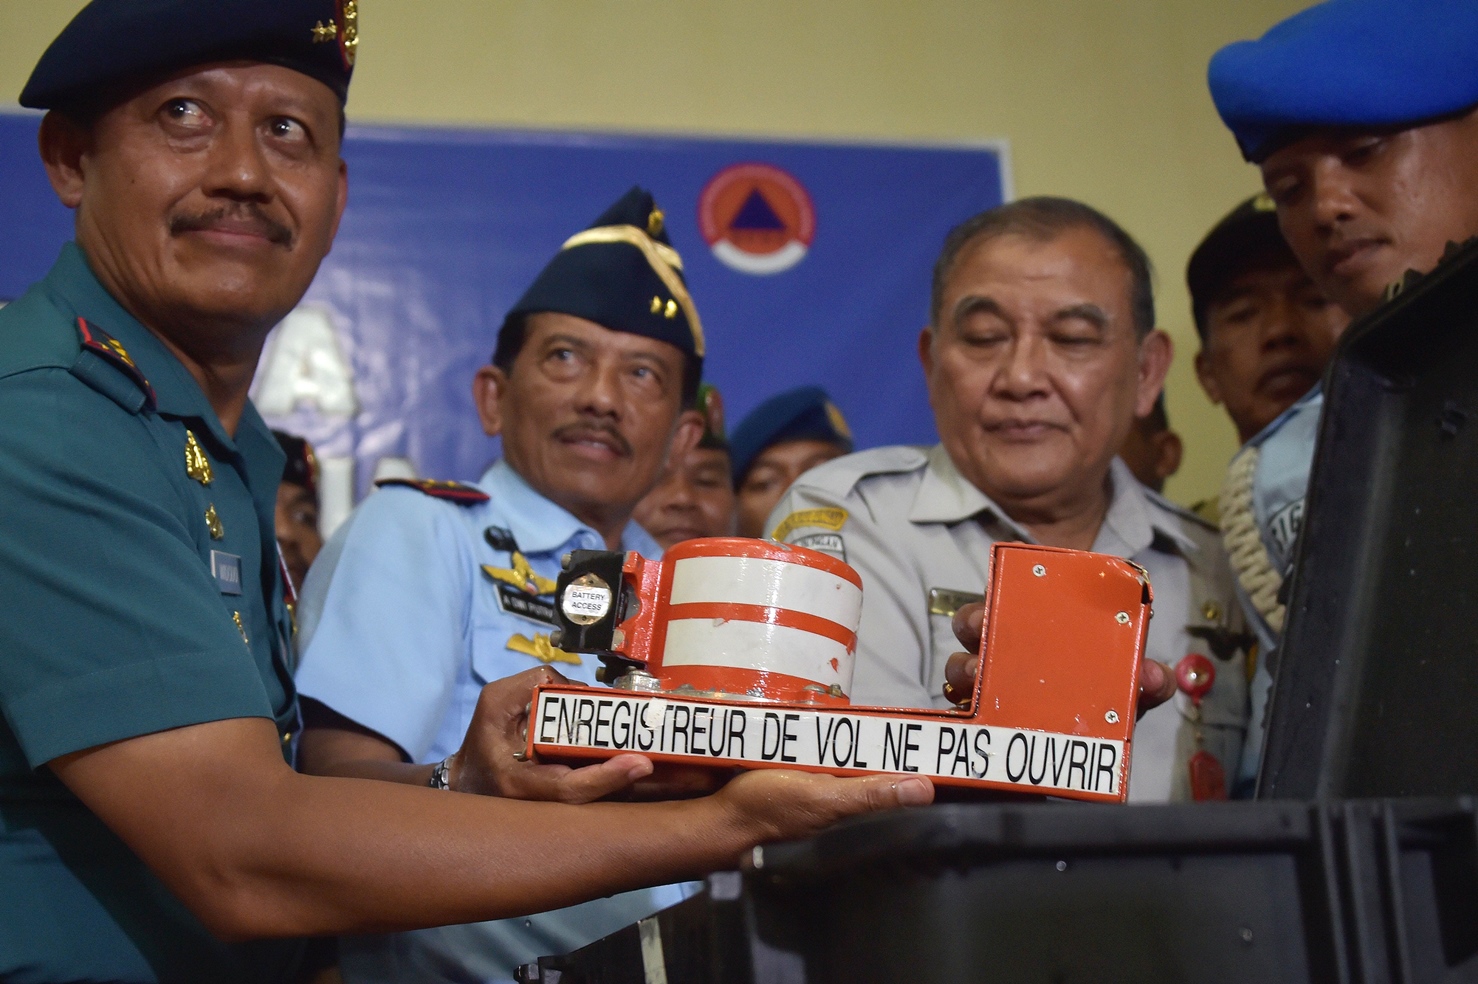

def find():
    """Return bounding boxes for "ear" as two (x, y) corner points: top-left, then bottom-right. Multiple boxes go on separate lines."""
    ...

(664, 408), (704, 468)
(1134, 329), (1173, 418)
(38, 111), (89, 209)
(473, 365), (507, 438)
(328, 158), (348, 242)
(1153, 429), (1184, 483)
(1193, 348), (1223, 406)
(917, 325), (936, 378)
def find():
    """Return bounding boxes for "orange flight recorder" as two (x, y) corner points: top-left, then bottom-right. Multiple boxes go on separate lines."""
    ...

(525, 537), (1151, 803)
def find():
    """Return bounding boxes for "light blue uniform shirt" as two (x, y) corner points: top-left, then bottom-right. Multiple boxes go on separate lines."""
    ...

(1235, 385), (1322, 790)
(295, 459), (689, 983)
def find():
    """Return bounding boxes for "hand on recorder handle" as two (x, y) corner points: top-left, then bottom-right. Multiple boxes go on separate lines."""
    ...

(450, 666), (655, 803)
(943, 601), (1175, 718)
(452, 666), (729, 802)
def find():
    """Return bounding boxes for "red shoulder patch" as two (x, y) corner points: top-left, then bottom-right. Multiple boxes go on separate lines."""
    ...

(77, 318), (156, 410)
(375, 477), (490, 504)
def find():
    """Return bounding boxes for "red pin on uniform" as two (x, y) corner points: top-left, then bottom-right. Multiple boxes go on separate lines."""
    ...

(1176, 653), (1227, 801)
(1176, 653), (1215, 703)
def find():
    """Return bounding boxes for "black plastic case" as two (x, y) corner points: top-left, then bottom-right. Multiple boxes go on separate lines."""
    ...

(519, 799), (1478, 984)
(1262, 238), (1478, 799)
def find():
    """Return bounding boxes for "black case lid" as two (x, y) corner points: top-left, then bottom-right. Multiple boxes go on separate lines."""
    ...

(1262, 238), (1478, 799)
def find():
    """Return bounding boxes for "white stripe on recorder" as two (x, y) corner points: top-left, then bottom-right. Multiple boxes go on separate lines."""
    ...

(661, 618), (855, 693)
(668, 555), (862, 629)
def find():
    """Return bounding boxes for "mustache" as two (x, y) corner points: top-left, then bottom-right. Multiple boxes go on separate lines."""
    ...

(169, 205), (293, 246)
(552, 420), (632, 457)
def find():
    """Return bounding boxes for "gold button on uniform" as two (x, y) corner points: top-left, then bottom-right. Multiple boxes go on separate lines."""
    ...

(205, 504), (224, 540)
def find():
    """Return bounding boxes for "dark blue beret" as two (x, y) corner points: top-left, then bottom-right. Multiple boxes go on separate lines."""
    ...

(272, 429), (319, 497)
(1186, 193), (1294, 339)
(20, 0), (357, 110)
(499, 186), (704, 369)
(729, 386), (854, 485)
(1209, 0), (1478, 162)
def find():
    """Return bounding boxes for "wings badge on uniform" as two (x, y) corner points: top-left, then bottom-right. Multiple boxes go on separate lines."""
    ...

(482, 551), (558, 596)
(507, 632), (582, 665)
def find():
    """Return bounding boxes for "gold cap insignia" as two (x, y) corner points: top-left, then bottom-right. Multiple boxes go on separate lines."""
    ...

(184, 430), (213, 486)
(339, 0), (359, 68)
(699, 385), (725, 437)
(304, 442), (320, 490)
(508, 632), (582, 665)
(560, 226), (705, 357)
(825, 401), (852, 441)
(311, 19), (337, 43)
(205, 504), (225, 540)
(647, 207), (665, 237)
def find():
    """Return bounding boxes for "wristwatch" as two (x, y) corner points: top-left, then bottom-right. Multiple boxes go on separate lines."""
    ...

(429, 757), (452, 790)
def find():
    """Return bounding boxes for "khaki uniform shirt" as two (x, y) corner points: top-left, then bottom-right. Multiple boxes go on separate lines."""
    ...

(767, 444), (1250, 802)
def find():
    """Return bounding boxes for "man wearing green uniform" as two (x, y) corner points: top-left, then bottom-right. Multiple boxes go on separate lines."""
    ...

(0, 242), (307, 979)
(0, 2), (931, 980)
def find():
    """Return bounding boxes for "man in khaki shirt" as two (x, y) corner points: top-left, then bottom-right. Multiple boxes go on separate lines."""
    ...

(769, 197), (1251, 801)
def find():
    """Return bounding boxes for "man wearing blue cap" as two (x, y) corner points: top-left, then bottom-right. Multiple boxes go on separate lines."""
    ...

(294, 189), (881, 982)
(730, 385), (855, 539)
(1207, 0), (1478, 788)
(0, 6), (931, 981)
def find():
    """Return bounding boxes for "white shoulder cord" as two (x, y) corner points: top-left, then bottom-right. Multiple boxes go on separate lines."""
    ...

(1219, 446), (1285, 633)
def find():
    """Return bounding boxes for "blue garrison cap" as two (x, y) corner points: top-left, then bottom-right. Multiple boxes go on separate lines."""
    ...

(1209, 0), (1478, 162)
(498, 186), (705, 377)
(729, 386), (854, 485)
(20, 0), (358, 111)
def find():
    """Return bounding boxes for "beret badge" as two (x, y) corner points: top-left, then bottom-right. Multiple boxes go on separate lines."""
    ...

(312, 0), (359, 69)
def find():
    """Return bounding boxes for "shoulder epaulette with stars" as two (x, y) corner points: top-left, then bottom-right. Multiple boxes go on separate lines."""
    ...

(374, 477), (490, 505)
(75, 317), (156, 411)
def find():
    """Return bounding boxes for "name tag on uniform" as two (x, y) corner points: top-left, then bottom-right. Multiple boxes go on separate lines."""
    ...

(928, 587), (982, 618)
(211, 550), (243, 596)
(495, 582), (557, 626)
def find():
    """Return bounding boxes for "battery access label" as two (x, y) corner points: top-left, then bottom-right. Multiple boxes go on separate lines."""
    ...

(532, 690), (1123, 796)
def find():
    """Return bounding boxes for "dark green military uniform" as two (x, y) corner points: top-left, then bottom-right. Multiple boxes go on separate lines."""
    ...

(0, 244), (304, 981)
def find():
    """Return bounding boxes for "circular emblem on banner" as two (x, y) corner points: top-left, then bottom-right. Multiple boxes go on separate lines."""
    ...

(698, 163), (816, 275)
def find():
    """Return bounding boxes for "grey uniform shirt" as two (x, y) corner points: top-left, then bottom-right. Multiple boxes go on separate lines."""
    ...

(767, 444), (1250, 802)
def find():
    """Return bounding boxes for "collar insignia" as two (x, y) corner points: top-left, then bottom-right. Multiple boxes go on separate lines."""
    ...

(184, 429), (213, 486)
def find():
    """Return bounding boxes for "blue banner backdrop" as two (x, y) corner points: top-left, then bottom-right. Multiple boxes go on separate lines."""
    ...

(0, 114), (1007, 532)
